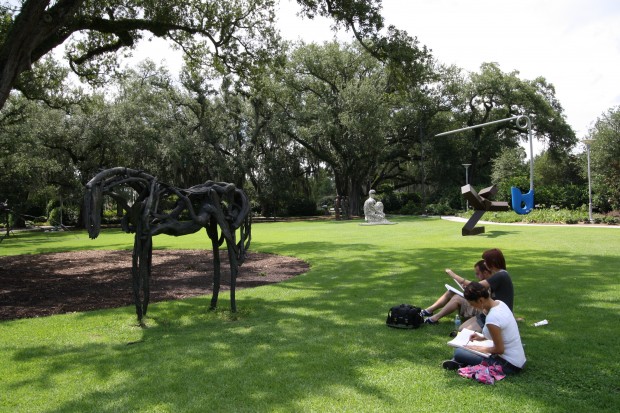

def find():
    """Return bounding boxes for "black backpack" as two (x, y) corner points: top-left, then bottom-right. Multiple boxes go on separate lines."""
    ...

(386, 304), (423, 329)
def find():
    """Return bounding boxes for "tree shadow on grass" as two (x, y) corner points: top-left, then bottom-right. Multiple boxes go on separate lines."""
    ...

(3, 234), (620, 411)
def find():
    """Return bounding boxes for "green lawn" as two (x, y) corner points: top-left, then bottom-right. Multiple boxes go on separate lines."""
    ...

(1, 217), (619, 412)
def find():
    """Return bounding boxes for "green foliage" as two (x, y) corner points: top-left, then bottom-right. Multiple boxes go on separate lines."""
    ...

(45, 197), (81, 226)
(3, 1), (282, 92)
(2, 0), (589, 232)
(1, 9), (605, 230)
(491, 146), (528, 184)
(468, 63), (573, 167)
(317, 195), (336, 209)
(401, 62), (577, 206)
(534, 184), (587, 209)
(0, 0), (399, 110)
(434, 185), (464, 211)
(48, 205), (80, 227)
(457, 206), (616, 225)
(425, 201), (455, 215)
(1, 219), (619, 412)
(381, 191), (421, 213)
(587, 106), (620, 211)
(399, 200), (424, 215)
(286, 198), (319, 217)
(496, 175), (588, 211)
(519, 208), (584, 224)
(101, 208), (122, 225)
(276, 41), (404, 209)
(534, 151), (583, 187)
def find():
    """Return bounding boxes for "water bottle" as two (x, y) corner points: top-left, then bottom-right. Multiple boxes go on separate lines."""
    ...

(454, 314), (461, 329)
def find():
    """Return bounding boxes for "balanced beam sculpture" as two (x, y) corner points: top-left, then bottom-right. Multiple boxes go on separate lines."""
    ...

(436, 115), (535, 216)
(461, 184), (509, 236)
(84, 167), (251, 322)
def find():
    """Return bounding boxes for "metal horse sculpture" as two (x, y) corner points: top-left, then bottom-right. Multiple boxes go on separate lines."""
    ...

(84, 167), (251, 322)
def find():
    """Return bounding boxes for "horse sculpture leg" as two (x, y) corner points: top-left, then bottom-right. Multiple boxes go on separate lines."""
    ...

(141, 238), (153, 317)
(227, 242), (239, 313)
(132, 232), (153, 323)
(210, 240), (221, 310)
(207, 222), (222, 310)
(131, 238), (144, 321)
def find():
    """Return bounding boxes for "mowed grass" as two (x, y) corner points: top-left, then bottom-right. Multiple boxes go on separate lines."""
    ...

(1, 217), (619, 412)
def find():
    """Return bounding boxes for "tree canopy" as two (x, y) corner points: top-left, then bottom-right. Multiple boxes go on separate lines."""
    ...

(427, 63), (576, 188)
(1, 2), (594, 223)
(587, 106), (620, 211)
(270, 41), (433, 213)
(0, 0), (396, 109)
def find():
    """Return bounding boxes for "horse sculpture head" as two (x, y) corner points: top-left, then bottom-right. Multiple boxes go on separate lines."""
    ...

(84, 167), (157, 239)
(84, 179), (104, 239)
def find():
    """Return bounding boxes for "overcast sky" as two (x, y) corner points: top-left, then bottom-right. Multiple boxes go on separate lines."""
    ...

(277, 0), (620, 142)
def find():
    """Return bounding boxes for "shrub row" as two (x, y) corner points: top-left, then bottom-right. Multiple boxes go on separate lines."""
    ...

(457, 206), (619, 225)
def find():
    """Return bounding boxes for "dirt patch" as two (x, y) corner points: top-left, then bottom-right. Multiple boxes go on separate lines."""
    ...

(0, 250), (309, 321)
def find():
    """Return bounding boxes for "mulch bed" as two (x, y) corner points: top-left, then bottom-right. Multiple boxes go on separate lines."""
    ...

(0, 250), (309, 321)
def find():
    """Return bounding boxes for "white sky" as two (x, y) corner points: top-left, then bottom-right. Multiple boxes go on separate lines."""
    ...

(276, 0), (620, 141)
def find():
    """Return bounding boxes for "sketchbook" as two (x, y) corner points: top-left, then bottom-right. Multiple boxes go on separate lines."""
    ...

(445, 284), (464, 297)
(447, 328), (493, 358)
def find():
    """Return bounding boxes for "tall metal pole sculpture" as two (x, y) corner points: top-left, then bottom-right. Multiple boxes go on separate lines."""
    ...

(582, 139), (594, 222)
(84, 167), (251, 323)
(462, 163), (471, 210)
(437, 115), (535, 215)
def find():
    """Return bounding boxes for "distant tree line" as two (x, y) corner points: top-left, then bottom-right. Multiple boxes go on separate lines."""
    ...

(2, 1), (617, 227)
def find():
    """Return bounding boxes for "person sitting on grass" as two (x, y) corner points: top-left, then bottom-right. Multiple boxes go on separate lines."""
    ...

(421, 260), (491, 325)
(434, 248), (514, 333)
(441, 282), (526, 374)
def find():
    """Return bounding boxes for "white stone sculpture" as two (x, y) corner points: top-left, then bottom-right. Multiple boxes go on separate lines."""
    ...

(361, 190), (395, 225)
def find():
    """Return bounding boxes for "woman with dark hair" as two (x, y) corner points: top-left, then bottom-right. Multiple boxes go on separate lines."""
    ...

(447, 248), (513, 310)
(445, 248), (514, 332)
(442, 282), (526, 374)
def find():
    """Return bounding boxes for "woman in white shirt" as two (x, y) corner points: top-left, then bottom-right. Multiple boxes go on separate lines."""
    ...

(442, 282), (526, 374)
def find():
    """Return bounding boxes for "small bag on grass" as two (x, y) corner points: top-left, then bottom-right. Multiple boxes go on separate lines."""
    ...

(386, 304), (423, 329)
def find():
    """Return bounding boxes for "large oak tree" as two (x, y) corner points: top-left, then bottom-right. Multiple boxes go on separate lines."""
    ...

(587, 106), (620, 211)
(270, 40), (433, 215)
(0, 0), (397, 110)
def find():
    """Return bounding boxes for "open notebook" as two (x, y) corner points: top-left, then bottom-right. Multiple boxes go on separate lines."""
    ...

(447, 328), (493, 358)
(445, 282), (464, 297)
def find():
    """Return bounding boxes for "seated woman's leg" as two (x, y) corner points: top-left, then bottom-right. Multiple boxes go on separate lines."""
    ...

(453, 347), (486, 367)
(486, 356), (523, 374)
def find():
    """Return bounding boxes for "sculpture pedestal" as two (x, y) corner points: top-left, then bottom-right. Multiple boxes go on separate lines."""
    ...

(360, 220), (397, 226)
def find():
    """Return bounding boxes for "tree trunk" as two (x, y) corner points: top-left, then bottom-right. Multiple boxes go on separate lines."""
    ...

(347, 178), (363, 217)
